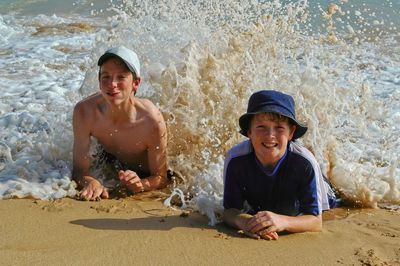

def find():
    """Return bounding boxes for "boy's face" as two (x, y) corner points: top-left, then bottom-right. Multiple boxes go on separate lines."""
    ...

(247, 113), (296, 168)
(99, 58), (140, 103)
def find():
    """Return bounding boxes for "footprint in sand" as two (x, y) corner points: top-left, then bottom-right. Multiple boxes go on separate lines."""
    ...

(90, 202), (128, 214)
(39, 199), (72, 212)
(354, 247), (395, 265)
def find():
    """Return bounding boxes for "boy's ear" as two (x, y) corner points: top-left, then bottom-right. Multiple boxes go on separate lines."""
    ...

(289, 125), (296, 140)
(133, 77), (141, 86)
(132, 77), (141, 95)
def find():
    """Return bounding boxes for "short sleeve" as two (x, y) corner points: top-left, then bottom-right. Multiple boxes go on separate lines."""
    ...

(298, 164), (320, 216)
(223, 159), (244, 210)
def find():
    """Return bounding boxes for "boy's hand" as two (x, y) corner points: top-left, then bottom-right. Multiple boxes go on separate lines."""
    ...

(257, 230), (279, 240)
(247, 211), (287, 237)
(119, 170), (145, 193)
(78, 176), (109, 201)
(236, 212), (279, 240)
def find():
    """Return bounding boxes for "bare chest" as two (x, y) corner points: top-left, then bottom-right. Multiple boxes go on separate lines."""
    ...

(91, 121), (149, 164)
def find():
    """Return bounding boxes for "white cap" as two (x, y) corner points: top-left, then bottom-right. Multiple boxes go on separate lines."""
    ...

(98, 45), (140, 77)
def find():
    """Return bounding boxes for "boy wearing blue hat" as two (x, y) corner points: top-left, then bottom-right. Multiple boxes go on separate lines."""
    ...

(72, 46), (168, 200)
(223, 90), (336, 240)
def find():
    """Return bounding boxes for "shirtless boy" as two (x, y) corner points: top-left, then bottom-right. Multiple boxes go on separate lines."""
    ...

(72, 46), (168, 201)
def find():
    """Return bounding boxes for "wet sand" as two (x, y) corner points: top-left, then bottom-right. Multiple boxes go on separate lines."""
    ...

(1, 196), (399, 266)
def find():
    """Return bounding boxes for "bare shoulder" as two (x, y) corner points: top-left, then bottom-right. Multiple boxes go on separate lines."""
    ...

(136, 98), (159, 112)
(72, 94), (105, 134)
(73, 93), (103, 118)
(136, 98), (165, 123)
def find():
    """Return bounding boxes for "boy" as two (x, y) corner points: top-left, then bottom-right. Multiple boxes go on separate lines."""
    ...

(72, 46), (168, 201)
(223, 90), (336, 240)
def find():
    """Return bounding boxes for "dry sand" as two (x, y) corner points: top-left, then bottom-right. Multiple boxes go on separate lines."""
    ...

(1, 193), (399, 266)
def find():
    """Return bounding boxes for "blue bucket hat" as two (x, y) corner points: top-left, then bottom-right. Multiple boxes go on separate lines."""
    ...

(239, 90), (308, 139)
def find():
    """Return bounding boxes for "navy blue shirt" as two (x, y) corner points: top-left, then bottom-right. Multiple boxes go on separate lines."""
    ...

(223, 141), (320, 216)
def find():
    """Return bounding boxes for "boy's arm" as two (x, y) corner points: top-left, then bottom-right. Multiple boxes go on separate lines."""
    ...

(224, 208), (321, 240)
(223, 208), (279, 240)
(280, 213), (322, 232)
(141, 109), (168, 191)
(223, 156), (263, 238)
(223, 208), (253, 230)
(72, 103), (108, 200)
(247, 211), (322, 235)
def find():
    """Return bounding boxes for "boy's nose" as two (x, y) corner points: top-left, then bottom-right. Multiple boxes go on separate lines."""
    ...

(264, 127), (276, 136)
(107, 78), (118, 87)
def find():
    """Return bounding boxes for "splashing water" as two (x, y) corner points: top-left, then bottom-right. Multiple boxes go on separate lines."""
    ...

(0, 0), (399, 224)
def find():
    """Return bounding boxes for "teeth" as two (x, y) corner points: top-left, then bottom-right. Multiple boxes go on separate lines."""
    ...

(263, 143), (276, 147)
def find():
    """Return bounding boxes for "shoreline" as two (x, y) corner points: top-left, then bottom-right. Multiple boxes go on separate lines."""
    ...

(1, 196), (399, 265)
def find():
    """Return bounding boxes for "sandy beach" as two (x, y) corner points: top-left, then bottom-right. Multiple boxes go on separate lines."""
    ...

(1, 1), (399, 265)
(1, 194), (399, 266)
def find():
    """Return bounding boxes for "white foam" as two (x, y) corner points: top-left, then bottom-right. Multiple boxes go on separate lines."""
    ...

(0, 1), (399, 224)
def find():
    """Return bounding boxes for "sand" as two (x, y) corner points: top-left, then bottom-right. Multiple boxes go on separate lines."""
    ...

(1, 194), (399, 266)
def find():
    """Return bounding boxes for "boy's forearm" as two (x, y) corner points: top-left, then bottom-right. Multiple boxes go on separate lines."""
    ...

(141, 174), (169, 191)
(223, 208), (252, 230)
(72, 169), (95, 188)
(282, 214), (322, 233)
(71, 169), (84, 186)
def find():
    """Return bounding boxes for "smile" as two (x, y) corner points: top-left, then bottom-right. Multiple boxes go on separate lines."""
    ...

(262, 142), (277, 148)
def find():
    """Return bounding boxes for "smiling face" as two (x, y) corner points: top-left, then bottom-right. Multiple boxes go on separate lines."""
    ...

(247, 113), (296, 168)
(99, 57), (140, 105)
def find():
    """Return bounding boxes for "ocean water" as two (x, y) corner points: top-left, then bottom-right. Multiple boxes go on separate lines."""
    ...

(0, 0), (399, 224)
